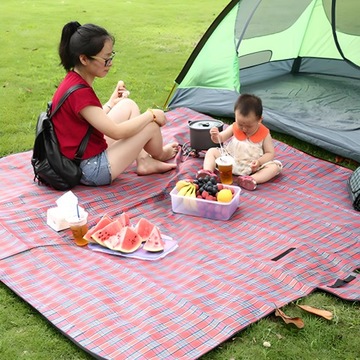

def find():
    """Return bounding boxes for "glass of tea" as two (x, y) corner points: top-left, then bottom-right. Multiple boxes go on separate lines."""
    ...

(66, 211), (89, 247)
(215, 155), (234, 185)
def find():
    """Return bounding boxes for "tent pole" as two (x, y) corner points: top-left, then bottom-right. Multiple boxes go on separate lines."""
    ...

(163, 83), (177, 110)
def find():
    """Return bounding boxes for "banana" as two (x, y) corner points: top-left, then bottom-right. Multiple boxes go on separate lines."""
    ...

(187, 185), (196, 198)
(176, 181), (199, 215)
(182, 184), (199, 212)
(178, 184), (193, 196)
(176, 180), (192, 191)
(188, 185), (198, 211)
(185, 185), (196, 197)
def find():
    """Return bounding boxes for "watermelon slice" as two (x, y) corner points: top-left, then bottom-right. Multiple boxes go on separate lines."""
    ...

(135, 218), (156, 243)
(111, 226), (142, 253)
(118, 212), (130, 227)
(143, 226), (165, 252)
(103, 233), (122, 250)
(90, 215), (163, 253)
(83, 214), (112, 243)
(92, 219), (124, 246)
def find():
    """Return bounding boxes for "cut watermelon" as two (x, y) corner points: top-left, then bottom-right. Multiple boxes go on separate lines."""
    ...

(83, 214), (112, 243)
(135, 218), (156, 243)
(118, 212), (130, 227)
(92, 219), (124, 246)
(102, 233), (122, 250)
(143, 226), (165, 252)
(111, 226), (142, 253)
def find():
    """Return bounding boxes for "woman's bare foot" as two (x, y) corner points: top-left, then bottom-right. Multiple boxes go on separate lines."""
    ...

(136, 154), (177, 175)
(157, 142), (179, 162)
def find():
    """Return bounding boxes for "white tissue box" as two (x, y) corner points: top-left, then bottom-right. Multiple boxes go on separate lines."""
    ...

(46, 206), (85, 231)
(47, 207), (70, 231)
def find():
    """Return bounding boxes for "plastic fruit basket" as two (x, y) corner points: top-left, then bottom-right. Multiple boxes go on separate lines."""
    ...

(170, 184), (241, 220)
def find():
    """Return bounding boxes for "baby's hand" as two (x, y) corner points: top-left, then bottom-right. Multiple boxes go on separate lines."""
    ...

(210, 127), (221, 143)
(250, 160), (259, 172)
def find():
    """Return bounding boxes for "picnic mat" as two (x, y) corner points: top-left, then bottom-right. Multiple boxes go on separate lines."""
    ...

(0, 107), (359, 360)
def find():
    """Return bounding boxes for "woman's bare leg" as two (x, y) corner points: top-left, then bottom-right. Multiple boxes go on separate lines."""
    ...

(105, 98), (178, 178)
(106, 98), (178, 161)
(105, 99), (141, 146)
(106, 122), (177, 180)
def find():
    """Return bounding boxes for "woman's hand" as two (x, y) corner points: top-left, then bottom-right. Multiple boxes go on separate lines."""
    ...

(117, 80), (130, 99)
(108, 80), (130, 107)
(149, 109), (167, 127)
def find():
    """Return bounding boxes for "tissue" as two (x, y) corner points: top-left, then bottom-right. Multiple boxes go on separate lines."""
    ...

(46, 191), (84, 231)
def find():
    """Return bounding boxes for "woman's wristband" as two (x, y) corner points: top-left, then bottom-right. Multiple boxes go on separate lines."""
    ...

(105, 103), (112, 111)
(147, 108), (158, 124)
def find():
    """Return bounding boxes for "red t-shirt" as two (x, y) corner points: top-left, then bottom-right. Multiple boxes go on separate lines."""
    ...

(52, 71), (108, 159)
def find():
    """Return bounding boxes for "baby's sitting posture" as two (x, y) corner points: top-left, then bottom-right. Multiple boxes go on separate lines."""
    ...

(197, 94), (282, 190)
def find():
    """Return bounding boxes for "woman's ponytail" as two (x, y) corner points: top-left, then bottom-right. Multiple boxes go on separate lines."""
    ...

(58, 21), (81, 71)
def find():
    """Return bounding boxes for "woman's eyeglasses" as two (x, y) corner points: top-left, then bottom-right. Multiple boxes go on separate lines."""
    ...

(90, 51), (116, 67)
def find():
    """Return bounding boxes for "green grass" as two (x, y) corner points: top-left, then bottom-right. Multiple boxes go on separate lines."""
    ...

(0, 0), (227, 157)
(0, 1), (359, 359)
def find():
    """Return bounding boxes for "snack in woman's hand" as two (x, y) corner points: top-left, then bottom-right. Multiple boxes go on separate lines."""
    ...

(118, 89), (130, 98)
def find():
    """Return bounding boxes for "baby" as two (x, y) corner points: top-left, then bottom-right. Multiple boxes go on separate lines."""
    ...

(197, 94), (282, 190)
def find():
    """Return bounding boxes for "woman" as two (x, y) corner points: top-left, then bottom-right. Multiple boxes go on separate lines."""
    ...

(52, 21), (178, 186)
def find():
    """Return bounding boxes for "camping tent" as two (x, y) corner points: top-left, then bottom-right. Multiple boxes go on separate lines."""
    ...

(168, 0), (360, 162)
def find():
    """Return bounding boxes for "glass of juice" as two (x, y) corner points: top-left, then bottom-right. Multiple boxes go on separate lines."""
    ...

(215, 155), (234, 185)
(66, 211), (89, 247)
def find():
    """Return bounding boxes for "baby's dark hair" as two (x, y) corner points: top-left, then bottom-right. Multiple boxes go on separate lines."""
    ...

(58, 21), (115, 71)
(234, 94), (263, 118)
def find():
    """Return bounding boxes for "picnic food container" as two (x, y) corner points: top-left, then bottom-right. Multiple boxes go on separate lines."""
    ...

(170, 185), (240, 220)
(188, 119), (224, 150)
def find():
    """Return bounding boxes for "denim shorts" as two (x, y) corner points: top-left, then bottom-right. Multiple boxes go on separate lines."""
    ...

(79, 151), (112, 186)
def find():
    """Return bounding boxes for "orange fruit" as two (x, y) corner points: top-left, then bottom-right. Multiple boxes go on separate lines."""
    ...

(217, 189), (233, 203)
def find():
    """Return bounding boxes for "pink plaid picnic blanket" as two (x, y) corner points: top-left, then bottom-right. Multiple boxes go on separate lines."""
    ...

(0, 107), (359, 360)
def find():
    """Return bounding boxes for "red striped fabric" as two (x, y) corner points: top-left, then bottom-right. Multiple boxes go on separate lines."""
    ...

(0, 107), (359, 359)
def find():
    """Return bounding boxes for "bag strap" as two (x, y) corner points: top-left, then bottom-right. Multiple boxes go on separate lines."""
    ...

(74, 126), (93, 163)
(49, 84), (87, 117)
(50, 83), (93, 163)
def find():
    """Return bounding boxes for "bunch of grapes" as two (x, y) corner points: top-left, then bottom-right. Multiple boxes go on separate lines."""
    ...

(193, 175), (219, 201)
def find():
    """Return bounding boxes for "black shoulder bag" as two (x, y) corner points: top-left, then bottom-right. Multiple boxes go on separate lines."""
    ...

(348, 166), (360, 211)
(31, 84), (93, 191)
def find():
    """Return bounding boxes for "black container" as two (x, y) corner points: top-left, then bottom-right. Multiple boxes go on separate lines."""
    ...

(188, 119), (224, 150)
